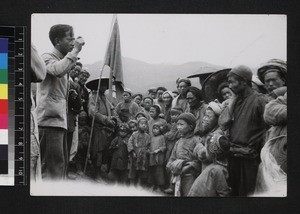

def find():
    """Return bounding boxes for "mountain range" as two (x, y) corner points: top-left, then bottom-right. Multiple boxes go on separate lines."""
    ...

(84, 57), (225, 94)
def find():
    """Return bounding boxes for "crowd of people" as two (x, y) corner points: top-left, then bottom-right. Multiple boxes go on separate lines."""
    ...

(30, 24), (287, 197)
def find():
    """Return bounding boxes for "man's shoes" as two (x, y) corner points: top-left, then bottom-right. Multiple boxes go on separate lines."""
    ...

(67, 172), (77, 180)
(164, 188), (174, 194)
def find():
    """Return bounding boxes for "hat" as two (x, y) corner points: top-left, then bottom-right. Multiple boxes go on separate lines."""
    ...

(133, 93), (143, 99)
(202, 68), (231, 103)
(208, 101), (222, 116)
(143, 96), (154, 103)
(187, 86), (202, 101)
(128, 119), (138, 126)
(156, 87), (167, 93)
(170, 107), (184, 115)
(148, 87), (157, 93)
(162, 90), (175, 99)
(152, 122), (161, 129)
(137, 117), (148, 124)
(151, 104), (162, 114)
(177, 112), (196, 130)
(86, 78), (109, 91)
(123, 88), (133, 96)
(257, 59), (287, 84)
(135, 111), (147, 119)
(208, 133), (230, 155)
(177, 78), (191, 87)
(228, 65), (253, 81)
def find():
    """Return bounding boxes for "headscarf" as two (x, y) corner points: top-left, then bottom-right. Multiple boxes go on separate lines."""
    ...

(162, 90), (175, 99)
(257, 59), (287, 84)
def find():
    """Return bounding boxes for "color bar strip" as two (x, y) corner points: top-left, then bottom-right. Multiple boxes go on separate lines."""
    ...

(0, 38), (8, 174)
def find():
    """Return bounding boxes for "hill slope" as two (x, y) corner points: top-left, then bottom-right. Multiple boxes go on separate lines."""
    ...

(84, 57), (224, 93)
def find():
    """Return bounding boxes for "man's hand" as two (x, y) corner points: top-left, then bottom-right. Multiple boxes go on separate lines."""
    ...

(73, 36), (85, 54)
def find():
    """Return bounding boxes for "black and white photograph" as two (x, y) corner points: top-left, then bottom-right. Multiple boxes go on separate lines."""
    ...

(30, 13), (287, 197)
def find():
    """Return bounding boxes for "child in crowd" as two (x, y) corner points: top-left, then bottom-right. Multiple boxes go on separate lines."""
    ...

(128, 120), (138, 135)
(188, 133), (231, 197)
(127, 117), (151, 187)
(135, 111), (148, 121)
(74, 110), (91, 175)
(163, 107), (183, 194)
(166, 113), (201, 196)
(148, 104), (167, 136)
(148, 122), (166, 192)
(108, 123), (130, 184)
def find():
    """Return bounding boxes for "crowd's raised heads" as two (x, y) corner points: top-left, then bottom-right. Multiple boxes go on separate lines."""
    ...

(257, 59), (287, 94)
(148, 87), (157, 99)
(133, 94), (143, 106)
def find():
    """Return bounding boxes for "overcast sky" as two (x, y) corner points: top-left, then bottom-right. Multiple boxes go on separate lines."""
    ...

(31, 14), (286, 68)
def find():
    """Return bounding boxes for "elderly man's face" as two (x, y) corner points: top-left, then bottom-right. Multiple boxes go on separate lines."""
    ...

(264, 71), (285, 93)
(228, 75), (245, 95)
(202, 109), (218, 133)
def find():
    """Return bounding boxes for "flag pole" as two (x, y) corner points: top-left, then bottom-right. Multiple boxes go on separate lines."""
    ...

(108, 14), (117, 103)
(83, 15), (117, 174)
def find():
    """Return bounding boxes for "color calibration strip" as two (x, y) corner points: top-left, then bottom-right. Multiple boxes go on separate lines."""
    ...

(0, 26), (26, 185)
(0, 38), (8, 175)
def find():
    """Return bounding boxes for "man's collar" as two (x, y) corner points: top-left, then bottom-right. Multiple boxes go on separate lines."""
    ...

(52, 48), (65, 59)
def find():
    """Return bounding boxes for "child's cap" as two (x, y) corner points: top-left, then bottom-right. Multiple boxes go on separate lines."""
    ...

(176, 112), (196, 130)
(128, 119), (138, 126)
(170, 107), (184, 115)
(152, 122), (161, 129)
(208, 133), (230, 155)
(135, 111), (147, 119)
(137, 117), (148, 124)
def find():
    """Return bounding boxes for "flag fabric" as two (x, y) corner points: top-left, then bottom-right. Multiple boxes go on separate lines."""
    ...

(104, 17), (123, 86)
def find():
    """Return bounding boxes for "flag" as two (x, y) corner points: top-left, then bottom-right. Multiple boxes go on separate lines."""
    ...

(104, 17), (123, 86)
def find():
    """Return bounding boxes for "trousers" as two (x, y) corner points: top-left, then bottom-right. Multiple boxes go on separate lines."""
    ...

(39, 126), (68, 180)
